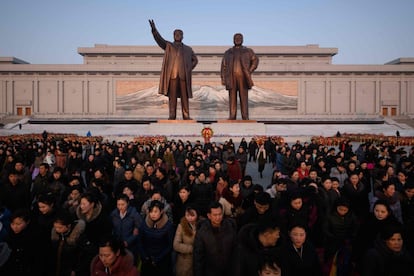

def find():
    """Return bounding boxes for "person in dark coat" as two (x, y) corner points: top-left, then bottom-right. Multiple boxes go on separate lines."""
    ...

(51, 210), (86, 276)
(193, 201), (239, 276)
(401, 182), (414, 254)
(76, 192), (112, 276)
(361, 225), (414, 276)
(2, 209), (41, 276)
(110, 194), (143, 260)
(191, 173), (214, 218)
(138, 200), (175, 276)
(248, 138), (258, 162)
(280, 224), (322, 276)
(238, 220), (284, 276)
(322, 197), (358, 274)
(341, 172), (370, 222)
(33, 192), (59, 276)
(238, 191), (278, 230)
(172, 185), (194, 226)
(0, 170), (31, 212)
(354, 199), (401, 271)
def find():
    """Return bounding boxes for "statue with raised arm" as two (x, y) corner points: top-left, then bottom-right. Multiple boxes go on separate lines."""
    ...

(149, 19), (198, 120)
(221, 33), (259, 120)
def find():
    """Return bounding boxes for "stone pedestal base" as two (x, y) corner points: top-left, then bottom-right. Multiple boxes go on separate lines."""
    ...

(217, 120), (257, 123)
(157, 119), (197, 123)
(210, 122), (266, 136)
(149, 122), (204, 136)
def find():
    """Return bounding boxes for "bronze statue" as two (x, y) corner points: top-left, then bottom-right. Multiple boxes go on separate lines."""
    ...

(149, 19), (198, 120)
(221, 33), (259, 120)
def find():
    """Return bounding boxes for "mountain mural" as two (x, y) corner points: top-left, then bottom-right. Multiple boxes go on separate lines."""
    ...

(116, 85), (297, 112)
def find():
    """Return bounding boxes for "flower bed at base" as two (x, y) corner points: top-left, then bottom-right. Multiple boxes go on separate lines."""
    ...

(0, 133), (103, 143)
(0, 134), (168, 145)
(312, 134), (414, 146)
(2, 133), (414, 146)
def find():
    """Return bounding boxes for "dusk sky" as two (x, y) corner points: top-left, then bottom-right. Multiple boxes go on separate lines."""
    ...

(1, 0), (413, 65)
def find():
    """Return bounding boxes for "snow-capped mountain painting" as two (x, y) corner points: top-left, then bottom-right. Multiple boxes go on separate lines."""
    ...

(116, 85), (297, 119)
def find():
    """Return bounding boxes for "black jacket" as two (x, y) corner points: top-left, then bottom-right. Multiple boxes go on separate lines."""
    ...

(238, 223), (284, 276)
(361, 238), (414, 276)
(280, 241), (322, 276)
(193, 218), (238, 276)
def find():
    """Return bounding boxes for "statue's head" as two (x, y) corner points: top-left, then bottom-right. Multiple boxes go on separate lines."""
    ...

(174, 29), (183, 42)
(233, 33), (243, 46)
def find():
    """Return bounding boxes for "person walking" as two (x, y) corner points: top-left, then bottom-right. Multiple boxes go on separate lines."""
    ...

(257, 145), (267, 178)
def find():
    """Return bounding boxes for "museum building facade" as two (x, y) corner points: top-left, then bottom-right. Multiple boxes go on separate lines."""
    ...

(0, 44), (413, 120)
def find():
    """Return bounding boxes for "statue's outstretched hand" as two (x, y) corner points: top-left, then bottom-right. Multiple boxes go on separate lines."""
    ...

(149, 19), (156, 31)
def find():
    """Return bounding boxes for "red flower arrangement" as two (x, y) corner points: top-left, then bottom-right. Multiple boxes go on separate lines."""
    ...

(201, 127), (214, 143)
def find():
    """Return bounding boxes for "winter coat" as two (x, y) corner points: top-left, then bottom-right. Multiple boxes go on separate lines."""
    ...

(51, 219), (86, 276)
(76, 201), (112, 276)
(329, 167), (348, 187)
(218, 188), (244, 218)
(191, 182), (214, 217)
(173, 217), (196, 276)
(280, 241), (322, 276)
(0, 179), (31, 212)
(172, 195), (193, 226)
(138, 212), (174, 265)
(193, 218), (238, 276)
(90, 250), (139, 276)
(322, 209), (358, 257)
(238, 223), (284, 276)
(341, 179), (370, 220)
(110, 206), (143, 250)
(33, 208), (58, 275)
(226, 160), (242, 183)
(361, 238), (414, 276)
(354, 213), (401, 260)
(2, 223), (40, 276)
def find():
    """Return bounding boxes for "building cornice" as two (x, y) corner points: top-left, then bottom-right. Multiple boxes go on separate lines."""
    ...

(1, 64), (413, 74)
(77, 44), (338, 56)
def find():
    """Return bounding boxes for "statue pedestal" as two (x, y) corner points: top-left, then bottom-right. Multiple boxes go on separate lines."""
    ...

(149, 121), (204, 136)
(217, 120), (257, 123)
(211, 122), (266, 137)
(157, 119), (197, 123)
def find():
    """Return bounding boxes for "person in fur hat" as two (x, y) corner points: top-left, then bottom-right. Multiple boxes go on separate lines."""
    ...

(51, 210), (86, 276)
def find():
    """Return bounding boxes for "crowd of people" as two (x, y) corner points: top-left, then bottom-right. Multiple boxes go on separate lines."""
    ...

(0, 134), (414, 276)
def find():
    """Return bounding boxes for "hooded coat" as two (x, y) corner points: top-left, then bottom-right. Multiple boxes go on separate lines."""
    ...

(51, 219), (86, 276)
(173, 216), (197, 276)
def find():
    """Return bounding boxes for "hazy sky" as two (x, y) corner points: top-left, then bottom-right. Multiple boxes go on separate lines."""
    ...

(1, 0), (413, 65)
